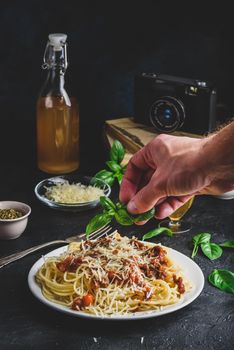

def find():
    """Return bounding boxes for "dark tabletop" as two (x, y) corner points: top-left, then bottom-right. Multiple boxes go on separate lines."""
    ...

(0, 162), (233, 350)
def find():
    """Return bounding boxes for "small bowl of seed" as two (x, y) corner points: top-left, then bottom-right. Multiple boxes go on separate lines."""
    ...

(0, 201), (31, 240)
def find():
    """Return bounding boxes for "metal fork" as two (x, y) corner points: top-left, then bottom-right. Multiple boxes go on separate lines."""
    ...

(0, 225), (113, 269)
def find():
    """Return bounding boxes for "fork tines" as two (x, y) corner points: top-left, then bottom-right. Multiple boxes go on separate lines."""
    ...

(88, 225), (115, 241)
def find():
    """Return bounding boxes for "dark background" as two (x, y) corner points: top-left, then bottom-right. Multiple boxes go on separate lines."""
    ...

(1, 1), (234, 172)
(0, 4), (234, 349)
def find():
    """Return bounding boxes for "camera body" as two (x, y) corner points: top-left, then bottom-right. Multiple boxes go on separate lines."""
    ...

(134, 73), (217, 135)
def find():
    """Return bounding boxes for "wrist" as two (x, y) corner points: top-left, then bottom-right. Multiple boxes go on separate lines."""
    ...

(196, 135), (216, 179)
(187, 137), (213, 188)
(198, 123), (234, 183)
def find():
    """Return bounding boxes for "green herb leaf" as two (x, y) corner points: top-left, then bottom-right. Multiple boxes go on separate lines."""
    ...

(106, 160), (122, 173)
(191, 233), (211, 258)
(86, 213), (113, 236)
(93, 140), (126, 188)
(99, 196), (116, 211)
(133, 208), (155, 223)
(94, 170), (115, 187)
(142, 227), (173, 241)
(110, 140), (125, 164)
(114, 172), (124, 185)
(115, 209), (134, 226)
(219, 240), (234, 248)
(192, 233), (211, 245)
(201, 242), (223, 260)
(208, 269), (234, 294)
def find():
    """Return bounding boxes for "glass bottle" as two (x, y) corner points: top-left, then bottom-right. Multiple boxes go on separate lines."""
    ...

(36, 33), (79, 174)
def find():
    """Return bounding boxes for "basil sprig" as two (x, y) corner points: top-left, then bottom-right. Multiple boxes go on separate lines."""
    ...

(94, 140), (126, 186)
(191, 233), (211, 259)
(192, 233), (234, 260)
(86, 197), (155, 236)
(208, 269), (234, 294)
(191, 233), (222, 260)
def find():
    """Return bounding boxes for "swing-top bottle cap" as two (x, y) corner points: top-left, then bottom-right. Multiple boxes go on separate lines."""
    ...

(48, 33), (67, 51)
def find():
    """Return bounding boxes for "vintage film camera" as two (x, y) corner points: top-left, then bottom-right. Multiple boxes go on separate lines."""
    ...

(134, 73), (217, 135)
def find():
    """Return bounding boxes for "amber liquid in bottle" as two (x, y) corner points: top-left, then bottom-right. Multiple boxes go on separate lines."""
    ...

(36, 33), (79, 174)
(37, 96), (79, 174)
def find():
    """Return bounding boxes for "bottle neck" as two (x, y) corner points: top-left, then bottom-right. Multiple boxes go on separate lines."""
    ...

(42, 41), (68, 92)
(46, 67), (65, 89)
(39, 67), (71, 106)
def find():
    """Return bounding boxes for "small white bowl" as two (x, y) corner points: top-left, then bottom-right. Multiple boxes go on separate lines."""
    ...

(0, 201), (31, 240)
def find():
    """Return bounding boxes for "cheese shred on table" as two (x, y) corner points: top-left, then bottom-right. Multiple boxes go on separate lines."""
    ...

(45, 181), (104, 203)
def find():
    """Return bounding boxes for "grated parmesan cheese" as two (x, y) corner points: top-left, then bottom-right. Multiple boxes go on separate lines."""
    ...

(45, 181), (105, 204)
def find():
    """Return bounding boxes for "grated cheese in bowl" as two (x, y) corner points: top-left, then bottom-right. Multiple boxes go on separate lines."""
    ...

(45, 181), (105, 204)
(35, 175), (111, 211)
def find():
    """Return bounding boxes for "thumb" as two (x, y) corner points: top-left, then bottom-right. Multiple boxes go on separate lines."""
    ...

(127, 181), (163, 214)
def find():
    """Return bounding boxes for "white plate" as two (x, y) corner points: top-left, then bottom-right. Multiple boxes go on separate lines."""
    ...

(28, 245), (204, 320)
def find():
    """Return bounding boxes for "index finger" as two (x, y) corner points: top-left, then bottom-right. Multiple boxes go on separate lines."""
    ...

(119, 148), (153, 203)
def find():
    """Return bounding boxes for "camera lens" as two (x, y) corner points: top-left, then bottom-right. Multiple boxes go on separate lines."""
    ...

(149, 96), (185, 132)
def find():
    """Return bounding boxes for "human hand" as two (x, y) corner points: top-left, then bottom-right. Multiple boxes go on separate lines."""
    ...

(119, 134), (210, 220)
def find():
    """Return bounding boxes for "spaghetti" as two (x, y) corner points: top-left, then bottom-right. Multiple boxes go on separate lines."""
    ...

(36, 232), (192, 316)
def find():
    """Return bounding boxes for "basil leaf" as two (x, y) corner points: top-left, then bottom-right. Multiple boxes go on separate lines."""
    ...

(103, 208), (115, 216)
(106, 161), (122, 173)
(192, 233), (211, 245)
(219, 240), (234, 248)
(201, 242), (223, 260)
(110, 140), (125, 164)
(133, 208), (155, 223)
(86, 213), (113, 236)
(114, 172), (124, 185)
(94, 170), (115, 187)
(115, 209), (133, 226)
(142, 227), (173, 241)
(208, 269), (234, 294)
(100, 196), (116, 211)
(191, 233), (211, 258)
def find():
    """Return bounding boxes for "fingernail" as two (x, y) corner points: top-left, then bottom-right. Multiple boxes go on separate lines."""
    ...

(127, 200), (138, 214)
